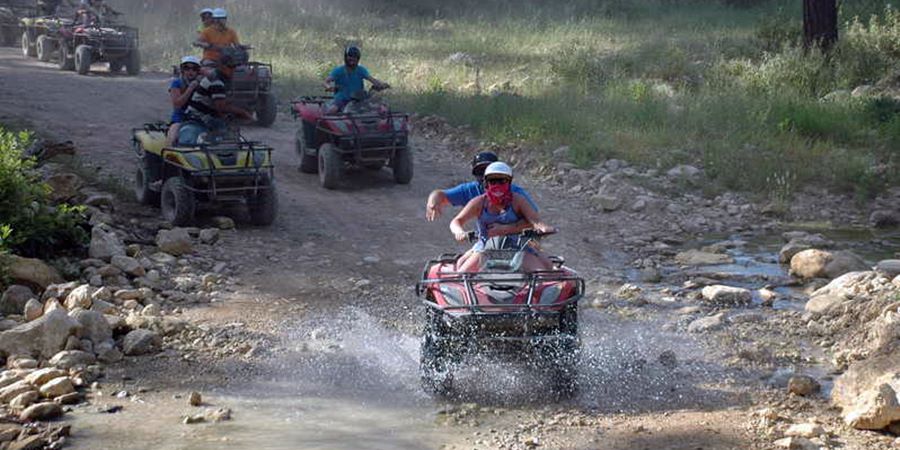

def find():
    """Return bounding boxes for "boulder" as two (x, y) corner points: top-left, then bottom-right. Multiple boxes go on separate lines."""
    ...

(833, 352), (900, 430)
(790, 249), (832, 279)
(42, 298), (62, 315)
(4, 256), (64, 291)
(45, 173), (82, 203)
(675, 249), (733, 266)
(9, 390), (39, 410)
(0, 285), (35, 316)
(70, 309), (112, 344)
(843, 383), (900, 430)
(123, 329), (161, 356)
(811, 271), (874, 298)
(38, 377), (74, 398)
(156, 228), (193, 256)
(0, 309), (80, 359)
(111, 255), (145, 277)
(23, 299), (42, 322)
(876, 259), (900, 278)
(24, 368), (65, 387)
(825, 251), (869, 279)
(199, 228), (219, 245)
(788, 375), (821, 396)
(870, 209), (900, 228)
(804, 294), (846, 315)
(88, 226), (125, 261)
(48, 350), (96, 369)
(0, 380), (34, 402)
(778, 242), (811, 264)
(700, 285), (751, 306)
(19, 402), (62, 421)
(63, 284), (93, 310)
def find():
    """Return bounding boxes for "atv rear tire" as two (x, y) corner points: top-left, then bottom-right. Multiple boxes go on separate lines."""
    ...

(248, 180), (278, 226)
(296, 129), (318, 174)
(125, 49), (140, 76)
(548, 338), (580, 401)
(21, 31), (35, 57)
(392, 146), (413, 184)
(161, 177), (195, 226)
(134, 165), (160, 206)
(420, 308), (454, 399)
(318, 143), (341, 190)
(256, 92), (277, 127)
(58, 44), (74, 71)
(74, 44), (91, 75)
(36, 35), (53, 62)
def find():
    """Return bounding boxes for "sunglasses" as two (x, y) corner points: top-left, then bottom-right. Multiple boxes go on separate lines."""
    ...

(181, 65), (199, 71)
(485, 178), (509, 185)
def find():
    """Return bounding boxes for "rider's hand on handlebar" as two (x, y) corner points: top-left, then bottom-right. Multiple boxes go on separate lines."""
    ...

(453, 230), (469, 243)
(533, 223), (557, 234)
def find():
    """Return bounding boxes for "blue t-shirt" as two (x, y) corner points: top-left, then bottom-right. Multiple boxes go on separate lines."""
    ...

(329, 65), (370, 102)
(169, 78), (187, 123)
(444, 181), (539, 211)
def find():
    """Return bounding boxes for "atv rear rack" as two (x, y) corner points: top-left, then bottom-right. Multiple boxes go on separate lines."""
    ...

(416, 263), (585, 315)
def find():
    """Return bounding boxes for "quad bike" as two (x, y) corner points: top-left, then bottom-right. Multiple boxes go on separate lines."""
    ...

(0, 0), (33, 47)
(61, 19), (139, 75)
(290, 86), (412, 189)
(217, 45), (277, 127)
(416, 230), (585, 400)
(131, 122), (277, 226)
(19, 15), (71, 61)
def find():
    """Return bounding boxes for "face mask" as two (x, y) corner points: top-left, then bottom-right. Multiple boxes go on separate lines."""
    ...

(485, 181), (511, 207)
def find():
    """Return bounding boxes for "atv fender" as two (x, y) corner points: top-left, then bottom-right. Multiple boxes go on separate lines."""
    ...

(133, 130), (167, 157)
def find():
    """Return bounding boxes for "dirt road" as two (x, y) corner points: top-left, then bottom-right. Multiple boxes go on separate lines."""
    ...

(0, 48), (795, 450)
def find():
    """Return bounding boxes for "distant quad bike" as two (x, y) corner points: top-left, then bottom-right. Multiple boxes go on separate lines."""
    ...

(290, 86), (412, 189)
(219, 45), (277, 127)
(0, 0), (33, 47)
(416, 230), (585, 400)
(59, 20), (140, 75)
(19, 15), (71, 62)
(131, 122), (277, 226)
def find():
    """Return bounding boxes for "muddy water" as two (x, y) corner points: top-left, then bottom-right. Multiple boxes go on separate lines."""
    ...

(68, 306), (743, 450)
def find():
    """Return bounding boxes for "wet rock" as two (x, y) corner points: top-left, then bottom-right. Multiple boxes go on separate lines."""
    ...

(757, 288), (778, 305)
(4, 256), (64, 291)
(9, 390), (39, 409)
(70, 309), (112, 344)
(8, 356), (37, 369)
(39, 377), (74, 398)
(48, 350), (96, 369)
(787, 375), (821, 396)
(23, 299), (42, 322)
(688, 313), (725, 333)
(199, 228), (219, 245)
(0, 309), (80, 359)
(156, 228), (193, 256)
(123, 329), (161, 356)
(675, 250), (733, 266)
(0, 285), (35, 316)
(779, 242), (811, 264)
(211, 216), (235, 230)
(876, 259), (900, 278)
(790, 249), (868, 279)
(63, 284), (93, 310)
(785, 423), (825, 438)
(84, 193), (114, 209)
(88, 226), (126, 261)
(19, 402), (62, 421)
(111, 255), (145, 277)
(0, 372), (22, 389)
(870, 209), (900, 228)
(825, 251), (870, 279)
(700, 285), (751, 306)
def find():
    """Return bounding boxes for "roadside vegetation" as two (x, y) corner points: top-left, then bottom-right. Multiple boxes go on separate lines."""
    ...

(117, 0), (900, 200)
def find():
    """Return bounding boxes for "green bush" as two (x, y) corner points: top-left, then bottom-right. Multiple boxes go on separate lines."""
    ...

(0, 127), (88, 259)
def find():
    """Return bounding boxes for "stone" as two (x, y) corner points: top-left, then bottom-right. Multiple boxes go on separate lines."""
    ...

(23, 299), (42, 322)
(638, 267), (662, 283)
(4, 256), (64, 291)
(42, 298), (62, 315)
(688, 314), (725, 333)
(211, 216), (235, 230)
(48, 350), (96, 369)
(141, 304), (161, 317)
(111, 255), (145, 277)
(183, 414), (206, 424)
(825, 251), (870, 279)
(0, 371), (22, 389)
(674, 250), (733, 266)
(19, 402), (62, 421)
(45, 173), (82, 203)
(114, 289), (144, 301)
(778, 242), (811, 264)
(9, 435), (48, 450)
(0, 425), (18, 442)
(39, 377), (74, 398)
(9, 390), (40, 409)
(788, 375), (821, 396)
(189, 391), (202, 406)
(149, 252), (177, 266)
(876, 259), (900, 278)
(91, 286), (113, 301)
(7, 357), (37, 370)
(56, 392), (83, 405)
(88, 226), (125, 261)
(0, 309), (80, 359)
(790, 249), (832, 279)
(123, 329), (162, 356)
(666, 164), (701, 179)
(594, 193), (621, 211)
(156, 228), (193, 256)
(773, 437), (818, 450)
(700, 285), (751, 305)
(206, 407), (232, 422)
(812, 271), (873, 298)
(805, 294), (846, 315)
(70, 310), (112, 344)
(785, 423), (825, 438)
(24, 368), (66, 387)
(843, 383), (900, 430)
(63, 284), (93, 310)
(0, 381), (34, 403)
(84, 193), (114, 209)
(199, 228), (219, 245)
(0, 285), (35, 315)
(870, 209), (900, 228)
(90, 298), (115, 314)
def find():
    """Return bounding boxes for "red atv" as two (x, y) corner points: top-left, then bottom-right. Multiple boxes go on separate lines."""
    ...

(290, 86), (412, 189)
(416, 230), (585, 400)
(219, 45), (277, 127)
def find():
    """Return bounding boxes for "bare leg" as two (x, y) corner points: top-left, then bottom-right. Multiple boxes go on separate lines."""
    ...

(457, 253), (485, 273)
(165, 123), (181, 146)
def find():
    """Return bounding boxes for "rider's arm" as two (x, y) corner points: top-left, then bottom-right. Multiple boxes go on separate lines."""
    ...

(514, 195), (553, 233)
(323, 75), (336, 92)
(425, 190), (451, 221)
(194, 28), (213, 49)
(170, 80), (198, 108)
(450, 197), (481, 242)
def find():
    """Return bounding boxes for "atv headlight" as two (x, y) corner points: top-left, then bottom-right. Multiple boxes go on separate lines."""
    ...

(539, 284), (562, 305)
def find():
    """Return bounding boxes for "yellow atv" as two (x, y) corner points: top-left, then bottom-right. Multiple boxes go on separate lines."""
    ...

(131, 123), (277, 226)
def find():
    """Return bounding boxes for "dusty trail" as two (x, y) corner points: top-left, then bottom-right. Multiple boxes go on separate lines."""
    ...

(0, 48), (761, 449)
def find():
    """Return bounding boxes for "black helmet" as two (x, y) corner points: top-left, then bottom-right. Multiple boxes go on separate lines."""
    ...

(344, 45), (361, 65)
(471, 151), (498, 176)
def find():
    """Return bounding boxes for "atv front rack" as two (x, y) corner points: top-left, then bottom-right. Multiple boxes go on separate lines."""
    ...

(416, 258), (585, 316)
(159, 142), (274, 199)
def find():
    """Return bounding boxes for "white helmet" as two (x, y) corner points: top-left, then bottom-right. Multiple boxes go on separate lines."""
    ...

(199, 7), (213, 15)
(211, 7), (227, 18)
(180, 55), (201, 66)
(483, 162), (513, 179)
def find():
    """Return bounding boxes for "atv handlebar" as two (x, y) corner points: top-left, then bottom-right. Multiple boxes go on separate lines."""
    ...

(464, 228), (557, 243)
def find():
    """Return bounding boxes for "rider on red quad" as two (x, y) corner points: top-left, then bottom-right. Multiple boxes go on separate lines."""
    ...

(75, 0), (118, 26)
(449, 162), (555, 273)
(323, 46), (390, 114)
(426, 151), (538, 236)
(179, 59), (253, 145)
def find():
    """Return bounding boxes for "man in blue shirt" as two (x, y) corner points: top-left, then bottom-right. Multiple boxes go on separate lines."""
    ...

(426, 152), (539, 232)
(323, 46), (389, 114)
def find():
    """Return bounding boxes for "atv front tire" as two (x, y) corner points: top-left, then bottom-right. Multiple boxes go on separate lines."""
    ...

(392, 146), (413, 184)
(248, 181), (278, 226)
(296, 129), (317, 174)
(36, 35), (53, 62)
(125, 49), (140, 76)
(58, 44), (74, 71)
(21, 31), (35, 57)
(318, 143), (341, 189)
(161, 177), (195, 226)
(74, 44), (91, 75)
(256, 92), (277, 127)
(134, 165), (160, 206)
(420, 308), (454, 399)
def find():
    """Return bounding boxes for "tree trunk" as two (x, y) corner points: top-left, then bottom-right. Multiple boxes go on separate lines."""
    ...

(804, 0), (838, 50)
